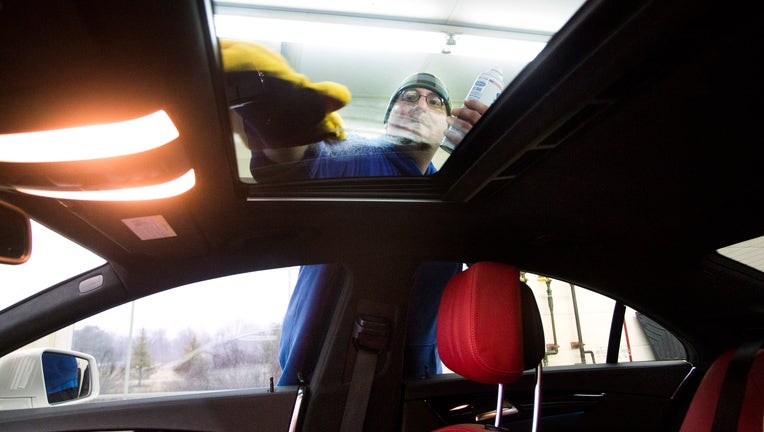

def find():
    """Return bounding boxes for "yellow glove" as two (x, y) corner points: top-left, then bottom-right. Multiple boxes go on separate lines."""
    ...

(221, 40), (350, 149)
(320, 112), (346, 143)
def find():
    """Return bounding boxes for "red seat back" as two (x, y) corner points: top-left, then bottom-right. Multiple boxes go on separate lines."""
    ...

(680, 346), (763, 432)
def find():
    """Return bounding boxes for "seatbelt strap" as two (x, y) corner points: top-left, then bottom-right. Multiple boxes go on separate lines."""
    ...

(339, 315), (391, 432)
(711, 340), (762, 432)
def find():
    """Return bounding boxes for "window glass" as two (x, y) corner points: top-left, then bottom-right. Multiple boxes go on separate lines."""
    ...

(531, 274), (616, 366)
(0, 220), (105, 312)
(521, 273), (685, 366)
(76, 267), (297, 397)
(440, 271), (685, 374)
(3, 266), (298, 408)
(631, 311), (686, 361)
(211, 2), (587, 183)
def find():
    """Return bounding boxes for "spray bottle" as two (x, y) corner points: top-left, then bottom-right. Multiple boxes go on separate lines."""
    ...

(440, 68), (504, 153)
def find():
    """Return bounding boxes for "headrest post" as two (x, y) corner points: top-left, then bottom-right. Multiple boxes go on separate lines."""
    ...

(494, 383), (504, 428)
(531, 363), (543, 432)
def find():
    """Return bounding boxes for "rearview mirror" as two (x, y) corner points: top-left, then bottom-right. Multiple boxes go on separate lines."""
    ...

(0, 201), (31, 265)
(0, 348), (100, 410)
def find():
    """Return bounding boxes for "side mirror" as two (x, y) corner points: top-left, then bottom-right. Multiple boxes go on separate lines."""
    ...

(0, 348), (100, 410)
(0, 201), (31, 265)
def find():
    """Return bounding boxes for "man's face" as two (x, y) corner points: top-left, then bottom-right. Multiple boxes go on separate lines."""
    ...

(385, 88), (449, 148)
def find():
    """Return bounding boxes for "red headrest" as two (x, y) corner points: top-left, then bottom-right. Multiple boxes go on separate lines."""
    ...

(436, 262), (525, 384)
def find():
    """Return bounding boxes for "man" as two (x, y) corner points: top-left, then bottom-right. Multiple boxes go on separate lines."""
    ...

(224, 42), (489, 385)
(248, 72), (487, 179)
(260, 73), (488, 385)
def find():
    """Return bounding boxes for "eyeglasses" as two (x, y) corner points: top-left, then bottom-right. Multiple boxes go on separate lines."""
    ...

(398, 89), (446, 110)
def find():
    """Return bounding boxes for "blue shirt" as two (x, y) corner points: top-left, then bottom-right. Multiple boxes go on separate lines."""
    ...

(250, 136), (438, 182)
(251, 136), (459, 386)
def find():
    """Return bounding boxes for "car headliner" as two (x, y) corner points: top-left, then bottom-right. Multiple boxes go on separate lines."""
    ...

(0, 0), (762, 370)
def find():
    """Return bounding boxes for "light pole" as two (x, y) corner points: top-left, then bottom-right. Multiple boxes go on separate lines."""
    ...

(123, 300), (135, 395)
(538, 276), (559, 364)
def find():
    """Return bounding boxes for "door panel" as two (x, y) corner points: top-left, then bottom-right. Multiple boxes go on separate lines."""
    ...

(0, 388), (297, 432)
(402, 360), (693, 431)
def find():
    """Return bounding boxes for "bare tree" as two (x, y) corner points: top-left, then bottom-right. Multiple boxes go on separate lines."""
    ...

(73, 325), (126, 393)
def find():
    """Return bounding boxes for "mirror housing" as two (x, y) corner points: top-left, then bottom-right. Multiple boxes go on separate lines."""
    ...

(0, 348), (100, 410)
(0, 201), (31, 265)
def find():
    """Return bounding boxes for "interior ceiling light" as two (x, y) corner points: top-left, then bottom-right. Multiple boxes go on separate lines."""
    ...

(450, 34), (545, 61)
(214, 15), (546, 62)
(0, 110), (179, 163)
(215, 15), (442, 53)
(15, 169), (196, 201)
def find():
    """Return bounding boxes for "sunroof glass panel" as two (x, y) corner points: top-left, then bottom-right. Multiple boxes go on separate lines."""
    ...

(212, 0), (586, 184)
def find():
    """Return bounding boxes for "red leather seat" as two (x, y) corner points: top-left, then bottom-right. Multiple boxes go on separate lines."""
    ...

(680, 345), (763, 432)
(433, 262), (545, 431)
(433, 264), (763, 432)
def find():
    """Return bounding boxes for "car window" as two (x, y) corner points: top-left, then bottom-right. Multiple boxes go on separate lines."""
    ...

(438, 271), (686, 374)
(4, 263), (685, 408)
(211, 2), (586, 183)
(8, 266), (299, 406)
(522, 272), (685, 367)
(0, 220), (105, 312)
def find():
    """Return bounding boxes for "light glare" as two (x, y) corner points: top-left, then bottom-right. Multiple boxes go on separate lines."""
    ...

(15, 169), (196, 201)
(0, 110), (179, 163)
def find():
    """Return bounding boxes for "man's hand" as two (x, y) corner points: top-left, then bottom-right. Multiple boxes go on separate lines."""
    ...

(443, 99), (490, 147)
(222, 40), (351, 152)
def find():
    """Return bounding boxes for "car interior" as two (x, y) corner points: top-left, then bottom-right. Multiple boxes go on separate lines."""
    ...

(0, 0), (762, 431)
